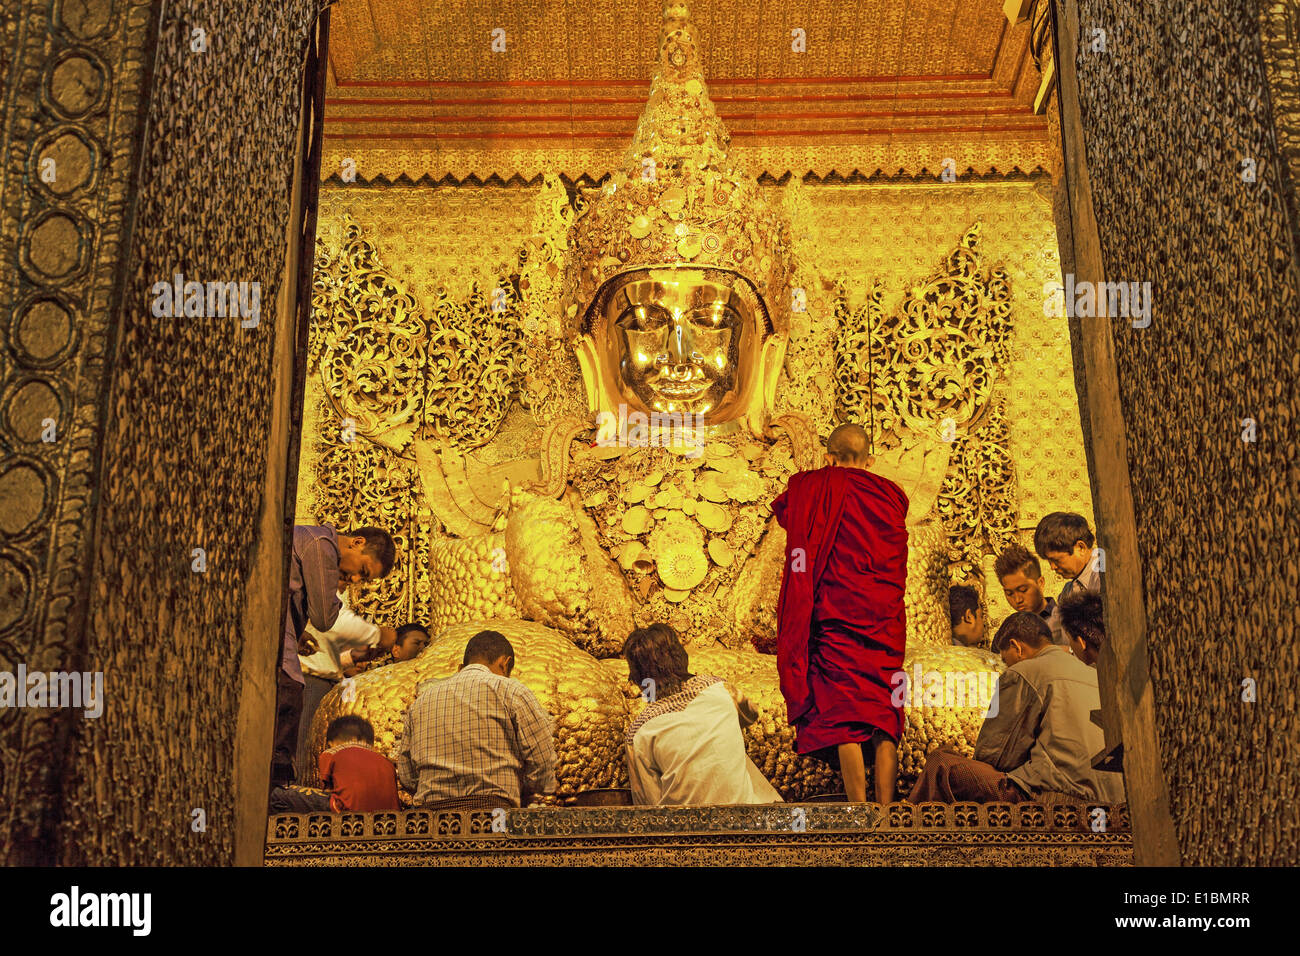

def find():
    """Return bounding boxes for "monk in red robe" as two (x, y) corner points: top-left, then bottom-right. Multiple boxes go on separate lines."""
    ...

(772, 423), (909, 803)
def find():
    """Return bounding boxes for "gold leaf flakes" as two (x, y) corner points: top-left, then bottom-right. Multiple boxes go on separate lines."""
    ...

(695, 500), (733, 533)
(622, 505), (652, 535)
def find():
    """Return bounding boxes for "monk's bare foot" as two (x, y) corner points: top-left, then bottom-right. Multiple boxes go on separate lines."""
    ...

(874, 738), (898, 803)
(838, 742), (868, 801)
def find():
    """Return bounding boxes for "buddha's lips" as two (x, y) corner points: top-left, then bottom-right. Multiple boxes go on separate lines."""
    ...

(654, 384), (709, 399)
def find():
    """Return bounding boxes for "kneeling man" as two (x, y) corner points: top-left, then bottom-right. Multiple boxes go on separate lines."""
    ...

(907, 611), (1125, 804)
(623, 623), (782, 806)
(398, 630), (557, 809)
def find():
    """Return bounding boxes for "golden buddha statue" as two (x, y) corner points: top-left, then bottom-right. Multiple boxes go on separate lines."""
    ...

(308, 0), (1006, 802)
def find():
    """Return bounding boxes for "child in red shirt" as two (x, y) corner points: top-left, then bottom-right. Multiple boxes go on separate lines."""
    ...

(318, 715), (400, 813)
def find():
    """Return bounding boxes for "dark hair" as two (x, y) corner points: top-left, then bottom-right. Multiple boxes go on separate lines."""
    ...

(1033, 512), (1095, 557)
(396, 623), (430, 643)
(326, 715), (374, 745)
(344, 527), (398, 577)
(1058, 589), (1105, 654)
(623, 623), (691, 699)
(463, 630), (514, 667)
(994, 543), (1042, 582)
(949, 585), (981, 626)
(992, 611), (1053, 652)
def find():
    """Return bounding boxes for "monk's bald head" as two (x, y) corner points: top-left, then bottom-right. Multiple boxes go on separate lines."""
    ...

(826, 423), (873, 467)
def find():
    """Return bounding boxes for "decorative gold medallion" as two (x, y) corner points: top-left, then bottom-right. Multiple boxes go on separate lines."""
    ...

(622, 505), (652, 535)
(657, 544), (708, 590)
(698, 474), (729, 502)
(695, 500), (733, 533)
(716, 468), (765, 502)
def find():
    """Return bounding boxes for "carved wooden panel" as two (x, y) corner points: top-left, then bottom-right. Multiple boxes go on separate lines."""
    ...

(0, 0), (320, 864)
(1075, 0), (1300, 865)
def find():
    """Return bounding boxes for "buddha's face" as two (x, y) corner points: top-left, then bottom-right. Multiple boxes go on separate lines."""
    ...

(584, 268), (768, 421)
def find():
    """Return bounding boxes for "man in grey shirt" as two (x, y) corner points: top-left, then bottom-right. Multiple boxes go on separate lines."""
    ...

(908, 612), (1125, 804)
(273, 525), (395, 789)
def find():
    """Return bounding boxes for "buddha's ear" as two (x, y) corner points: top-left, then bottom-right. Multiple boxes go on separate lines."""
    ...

(749, 335), (787, 437)
(573, 334), (603, 415)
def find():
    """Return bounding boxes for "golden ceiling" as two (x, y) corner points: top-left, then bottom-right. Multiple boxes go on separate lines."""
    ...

(322, 0), (1049, 182)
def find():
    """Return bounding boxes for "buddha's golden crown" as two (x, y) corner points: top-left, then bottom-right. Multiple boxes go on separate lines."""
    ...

(563, 1), (794, 338)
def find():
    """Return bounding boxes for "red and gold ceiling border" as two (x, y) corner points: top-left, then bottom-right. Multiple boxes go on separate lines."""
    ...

(321, 1), (1049, 184)
(319, 139), (1049, 185)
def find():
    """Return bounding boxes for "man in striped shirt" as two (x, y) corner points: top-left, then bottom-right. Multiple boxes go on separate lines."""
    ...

(397, 630), (557, 808)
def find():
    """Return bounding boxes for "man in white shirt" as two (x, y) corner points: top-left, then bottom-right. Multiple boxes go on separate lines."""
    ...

(623, 623), (782, 806)
(295, 593), (395, 782)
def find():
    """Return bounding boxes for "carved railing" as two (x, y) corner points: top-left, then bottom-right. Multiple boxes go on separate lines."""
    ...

(266, 803), (1132, 866)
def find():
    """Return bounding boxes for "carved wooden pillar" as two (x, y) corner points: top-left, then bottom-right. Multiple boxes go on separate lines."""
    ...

(1041, 0), (1181, 867)
(1044, 0), (1300, 866)
(0, 0), (319, 865)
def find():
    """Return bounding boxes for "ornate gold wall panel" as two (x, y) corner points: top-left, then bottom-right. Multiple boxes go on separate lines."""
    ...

(831, 224), (1020, 582)
(316, 188), (533, 301)
(1077, 0), (1299, 865)
(802, 180), (1092, 609)
(800, 181), (1091, 544)
(319, 141), (1053, 188)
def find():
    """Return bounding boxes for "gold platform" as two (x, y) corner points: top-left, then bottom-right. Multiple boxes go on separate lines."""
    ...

(265, 803), (1132, 866)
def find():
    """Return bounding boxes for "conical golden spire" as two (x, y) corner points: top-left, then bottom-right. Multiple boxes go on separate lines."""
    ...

(562, 0), (793, 339)
(624, 1), (730, 180)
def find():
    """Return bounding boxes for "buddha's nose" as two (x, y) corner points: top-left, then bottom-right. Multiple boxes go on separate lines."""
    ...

(656, 347), (704, 378)
(657, 324), (702, 375)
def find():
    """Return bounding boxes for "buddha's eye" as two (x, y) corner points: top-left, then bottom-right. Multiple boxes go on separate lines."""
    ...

(691, 303), (739, 330)
(616, 305), (670, 332)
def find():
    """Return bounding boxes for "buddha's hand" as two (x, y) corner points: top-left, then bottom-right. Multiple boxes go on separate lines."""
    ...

(870, 435), (952, 525)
